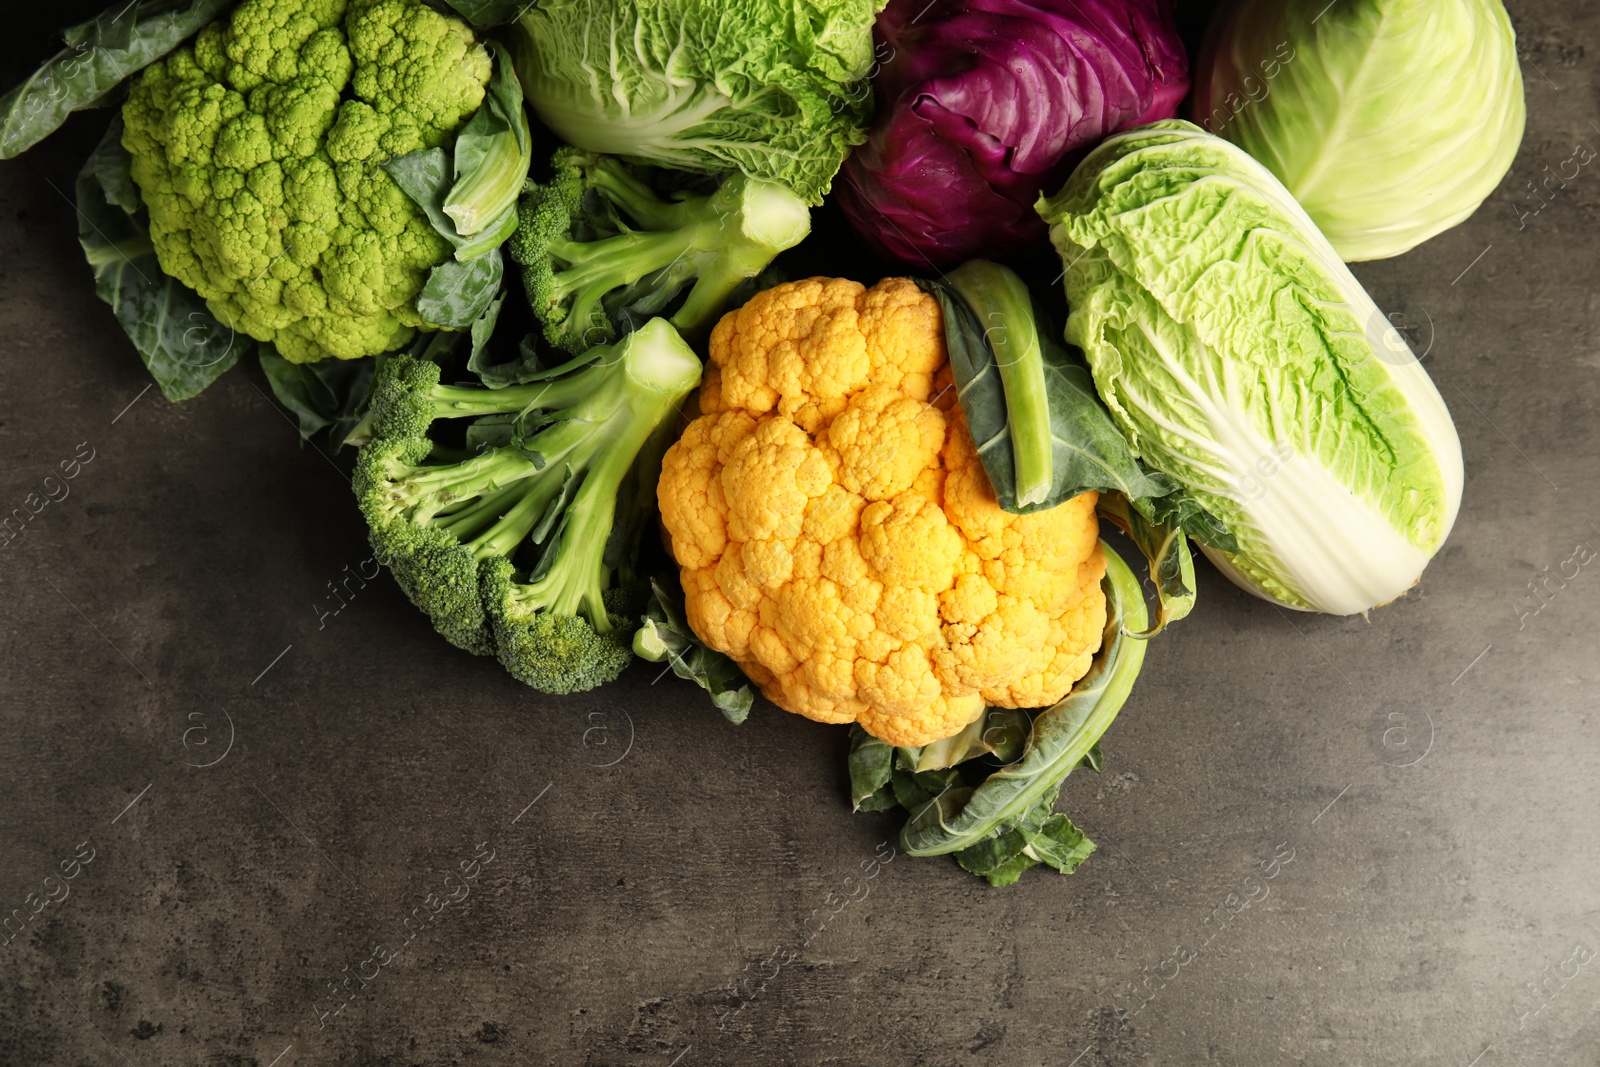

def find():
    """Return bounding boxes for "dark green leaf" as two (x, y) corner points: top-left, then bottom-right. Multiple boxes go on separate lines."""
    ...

(1144, 487), (1239, 553)
(949, 793), (1095, 885)
(633, 576), (754, 724)
(468, 311), (571, 392)
(258, 344), (378, 448)
(418, 247), (504, 328)
(954, 827), (1040, 887)
(1096, 492), (1197, 637)
(433, 0), (530, 26)
(1080, 742), (1104, 773)
(0, 0), (232, 159)
(847, 725), (895, 811)
(853, 785), (899, 814)
(382, 147), (457, 240)
(469, 291), (505, 360)
(892, 769), (964, 813)
(75, 116), (238, 400)
(923, 277), (1175, 515)
(1027, 814), (1096, 874)
(464, 413), (518, 452)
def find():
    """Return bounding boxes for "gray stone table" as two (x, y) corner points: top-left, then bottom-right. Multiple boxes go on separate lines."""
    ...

(2, 2), (1597, 1064)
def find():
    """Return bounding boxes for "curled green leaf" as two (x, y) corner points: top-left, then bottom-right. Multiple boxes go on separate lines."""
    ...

(911, 707), (1032, 772)
(1096, 492), (1196, 638)
(944, 260), (1053, 508)
(922, 275), (1174, 513)
(444, 40), (533, 238)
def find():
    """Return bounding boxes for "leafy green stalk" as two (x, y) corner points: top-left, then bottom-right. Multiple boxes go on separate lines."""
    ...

(0, 0), (232, 159)
(945, 261), (1052, 507)
(383, 41), (531, 333)
(899, 543), (1148, 857)
(443, 40), (532, 238)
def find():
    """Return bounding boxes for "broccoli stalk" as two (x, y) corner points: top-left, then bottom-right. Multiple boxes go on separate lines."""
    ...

(507, 148), (812, 354)
(442, 41), (532, 241)
(354, 318), (702, 690)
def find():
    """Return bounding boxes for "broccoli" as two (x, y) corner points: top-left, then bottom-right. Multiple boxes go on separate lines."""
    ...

(354, 317), (702, 692)
(506, 148), (812, 354)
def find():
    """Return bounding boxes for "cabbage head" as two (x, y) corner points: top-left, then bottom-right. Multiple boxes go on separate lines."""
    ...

(509, 0), (885, 206)
(837, 0), (1189, 267)
(1192, 0), (1524, 262)
(1039, 121), (1464, 615)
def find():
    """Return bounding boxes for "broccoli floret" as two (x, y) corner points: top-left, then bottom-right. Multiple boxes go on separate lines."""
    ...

(506, 148), (812, 354)
(354, 318), (702, 691)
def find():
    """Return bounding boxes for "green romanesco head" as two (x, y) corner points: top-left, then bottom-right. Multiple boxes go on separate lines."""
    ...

(121, 0), (493, 364)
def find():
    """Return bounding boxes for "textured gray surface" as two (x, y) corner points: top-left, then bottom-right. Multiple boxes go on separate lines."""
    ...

(3, 3), (1599, 1065)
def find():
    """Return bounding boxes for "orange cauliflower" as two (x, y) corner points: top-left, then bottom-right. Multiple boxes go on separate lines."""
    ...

(658, 277), (1106, 746)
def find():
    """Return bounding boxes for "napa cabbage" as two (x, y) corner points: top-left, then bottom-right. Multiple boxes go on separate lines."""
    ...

(1039, 121), (1464, 615)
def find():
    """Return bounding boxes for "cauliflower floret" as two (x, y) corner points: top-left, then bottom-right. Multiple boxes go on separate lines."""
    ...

(658, 277), (1107, 747)
(121, 0), (491, 364)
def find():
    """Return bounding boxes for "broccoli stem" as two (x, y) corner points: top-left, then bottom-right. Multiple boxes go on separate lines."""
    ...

(946, 260), (1054, 508)
(587, 156), (693, 231)
(669, 175), (810, 336)
(550, 227), (701, 303)
(469, 471), (569, 557)
(436, 481), (525, 538)
(393, 447), (536, 514)
(502, 319), (701, 630)
(550, 172), (809, 340)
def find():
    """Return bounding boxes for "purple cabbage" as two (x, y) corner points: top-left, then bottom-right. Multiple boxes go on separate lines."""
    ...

(838, 0), (1189, 266)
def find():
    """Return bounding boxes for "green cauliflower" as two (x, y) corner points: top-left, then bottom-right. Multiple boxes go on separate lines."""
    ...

(121, 0), (492, 364)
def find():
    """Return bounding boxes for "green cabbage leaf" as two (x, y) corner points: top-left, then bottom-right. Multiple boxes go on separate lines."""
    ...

(508, 0), (885, 205)
(1039, 121), (1464, 615)
(1192, 0), (1524, 261)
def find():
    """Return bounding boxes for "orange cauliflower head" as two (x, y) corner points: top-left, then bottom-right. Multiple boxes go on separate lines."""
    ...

(658, 277), (1107, 747)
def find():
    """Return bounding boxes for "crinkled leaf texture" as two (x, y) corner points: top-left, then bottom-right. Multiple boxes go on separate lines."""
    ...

(0, 0), (232, 159)
(1040, 121), (1465, 615)
(510, 0), (886, 205)
(1193, 0), (1524, 261)
(75, 117), (239, 401)
(837, 0), (1188, 265)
